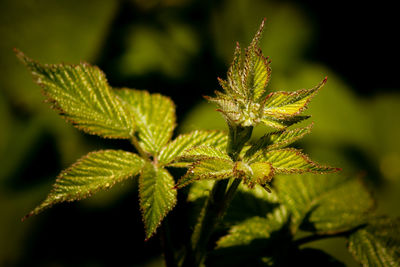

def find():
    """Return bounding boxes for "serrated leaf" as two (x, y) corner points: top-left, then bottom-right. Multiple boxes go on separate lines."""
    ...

(175, 146), (230, 167)
(23, 150), (144, 219)
(217, 205), (288, 248)
(348, 217), (400, 267)
(176, 158), (234, 188)
(257, 148), (339, 174)
(275, 174), (374, 234)
(262, 78), (326, 119)
(16, 50), (135, 139)
(115, 89), (176, 155)
(158, 130), (227, 166)
(139, 162), (177, 240)
(260, 115), (311, 130)
(245, 124), (313, 159)
(209, 205), (290, 267)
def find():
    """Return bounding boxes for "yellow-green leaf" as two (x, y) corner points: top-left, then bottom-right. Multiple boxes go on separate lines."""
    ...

(158, 130), (227, 166)
(176, 158), (234, 189)
(23, 150), (144, 220)
(16, 50), (135, 139)
(245, 124), (313, 159)
(115, 89), (176, 155)
(139, 162), (177, 240)
(259, 148), (339, 174)
(262, 78), (326, 119)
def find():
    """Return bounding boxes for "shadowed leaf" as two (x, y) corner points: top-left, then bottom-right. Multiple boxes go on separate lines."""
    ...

(348, 217), (400, 267)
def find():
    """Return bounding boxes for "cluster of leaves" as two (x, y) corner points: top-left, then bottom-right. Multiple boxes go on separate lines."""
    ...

(189, 174), (400, 266)
(175, 20), (338, 193)
(16, 50), (227, 239)
(17, 18), (400, 267)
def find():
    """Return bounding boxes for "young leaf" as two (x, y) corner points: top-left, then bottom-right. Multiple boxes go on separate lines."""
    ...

(348, 217), (400, 267)
(275, 174), (374, 234)
(262, 78), (327, 119)
(175, 158), (234, 189)
(260, 115), (311, 130)
(23, 150), (145, 220)
(257, 148), (339, 174)
(245, 123), (313, 158)
(139, 162), (177, 240)
(16, 50), (135, 139)
(115, 89), (176, 155)
(158, 130), (227, 166)
(174, 146), (231, 167)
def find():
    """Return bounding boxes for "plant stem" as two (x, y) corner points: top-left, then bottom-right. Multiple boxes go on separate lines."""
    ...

(182, 125), (253, 267)
(160, 219), (178, 267)
(293, 225), (365, 247)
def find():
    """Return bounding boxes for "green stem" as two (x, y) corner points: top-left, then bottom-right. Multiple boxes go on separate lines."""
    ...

(182, 124), (252, 267)
(131, 136), (149, 160)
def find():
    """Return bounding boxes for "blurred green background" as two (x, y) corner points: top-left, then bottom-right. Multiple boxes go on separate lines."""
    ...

(0, 0), (399, 266)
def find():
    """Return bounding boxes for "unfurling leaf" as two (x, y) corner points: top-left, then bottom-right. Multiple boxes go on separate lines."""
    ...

(348, 217), (400, 267)
(16, 50), (135, 139)
(158, 130), (227, 166)
(175, 158), (234, 189)
(23, 150), (145, 220)
(275, 174), (374, 233)
(255, 148), (339, 174)
(115, 89), (176, 154)
(139, 162), (177, 240)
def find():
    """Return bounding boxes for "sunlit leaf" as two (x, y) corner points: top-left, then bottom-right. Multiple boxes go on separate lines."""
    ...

(262, 78), (326, 119)
(115, 89), (176, 155)
(254, 148), (339, 174)
(175, 158), (234, 189)
(174, 146), (231, 168)
(24, 150), (144, 219)
(16, 51), (135, 139)
(275, 174), (374, 233)
(348, 217), (400, 267)
(139, 162), (177, 240)
(158, 130), (227, 166)
(245, 123), (313, 158)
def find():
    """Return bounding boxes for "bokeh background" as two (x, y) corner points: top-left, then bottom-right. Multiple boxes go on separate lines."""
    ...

(1, 0), (399, 266)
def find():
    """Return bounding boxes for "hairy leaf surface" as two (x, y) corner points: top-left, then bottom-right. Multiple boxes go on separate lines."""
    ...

(24, 150), (144, 219)
(217, 205), (288, 248)
(275, 174), (374, 233)
(16, 51), (135, 139)
(245, 124), (313, 158)
(256, 148), (339, 174)
(115, 89), (176, 154)
(139, 162), (177, 239)
(158, 130), (227, 166)
(176, 158), (234, 188)
(263, 78), (326, 119)
(348, 217), (400, 267)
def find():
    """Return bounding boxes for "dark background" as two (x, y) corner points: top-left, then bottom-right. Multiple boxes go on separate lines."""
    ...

(1, 0), (399, 266)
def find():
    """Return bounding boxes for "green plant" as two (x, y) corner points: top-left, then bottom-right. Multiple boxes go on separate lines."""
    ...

(17, 20), (399, 267)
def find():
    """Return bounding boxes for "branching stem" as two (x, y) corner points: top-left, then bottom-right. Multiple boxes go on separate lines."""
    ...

(182, 125), (253, 267)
